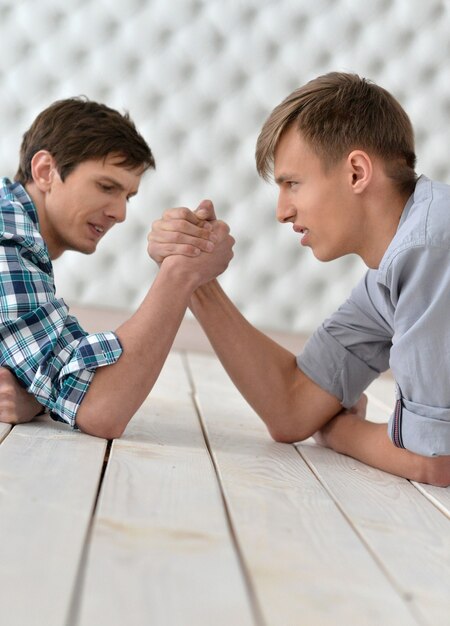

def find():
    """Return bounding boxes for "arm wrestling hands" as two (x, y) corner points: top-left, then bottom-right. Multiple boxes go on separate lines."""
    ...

(148, 199), (224, 266)
(148, 204), (450, 487)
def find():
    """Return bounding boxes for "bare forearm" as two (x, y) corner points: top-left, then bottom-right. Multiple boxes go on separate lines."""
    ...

(191, 280), (341, 441)
(77, 217), (234, 439)
(321, 413), (450, 486)
(76, 264), (194, 438)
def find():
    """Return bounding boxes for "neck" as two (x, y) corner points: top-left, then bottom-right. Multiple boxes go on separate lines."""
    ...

(24, 181), (61, 260)
(356, 184), (412, 269)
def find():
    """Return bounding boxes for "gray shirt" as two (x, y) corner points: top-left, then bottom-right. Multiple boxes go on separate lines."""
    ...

(297, 175), (450, 457)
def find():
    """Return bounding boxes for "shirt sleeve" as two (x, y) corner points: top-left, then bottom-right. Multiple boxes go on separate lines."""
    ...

(0, 241), (122, 428)
(384, 244), (450, 456)
(297, 269), (392, 407)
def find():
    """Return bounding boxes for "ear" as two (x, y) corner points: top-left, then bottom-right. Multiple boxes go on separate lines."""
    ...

(347, 150), (372, 194)
(30, 150), (58, 192)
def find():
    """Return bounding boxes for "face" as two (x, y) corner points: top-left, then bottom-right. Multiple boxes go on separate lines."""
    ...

(274, 126), (362, 262)
(37, 155), (143, 259)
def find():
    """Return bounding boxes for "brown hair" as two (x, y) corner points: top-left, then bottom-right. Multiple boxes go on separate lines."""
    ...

(256, 72), (417, 194)
(15, 97), (155, 184)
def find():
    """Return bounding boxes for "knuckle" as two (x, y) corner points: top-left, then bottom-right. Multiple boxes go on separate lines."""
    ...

(162, 208), (179, 219)
(169, 219), (185, 232)
(0, 368), (12, 382)
(0, 413), (17, 424)
(172, 231), (186, 244)
(182, 244), (199, 256)
(0, 388), (15, 403)
(216, 220), (230, 233)
(177, 207), (192, 220)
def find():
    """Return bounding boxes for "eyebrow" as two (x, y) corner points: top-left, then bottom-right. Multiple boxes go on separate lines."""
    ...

(98, 176), (125, 190)
(274, 173), (296, 185)
(99, 176), (138, 196)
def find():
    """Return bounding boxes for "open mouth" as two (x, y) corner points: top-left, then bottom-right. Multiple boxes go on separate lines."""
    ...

(89, 223), (105, 238)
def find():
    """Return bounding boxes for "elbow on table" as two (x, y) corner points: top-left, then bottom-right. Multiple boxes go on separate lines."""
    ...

(75, 409), (126, 440)
(266, 417), (312, 445)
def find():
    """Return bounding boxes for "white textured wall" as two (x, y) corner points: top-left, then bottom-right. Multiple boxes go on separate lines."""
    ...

(0, 0), (449, 332)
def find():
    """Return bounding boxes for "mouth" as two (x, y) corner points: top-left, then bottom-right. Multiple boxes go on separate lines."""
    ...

(293, 225), (310, 245)
(89, 223), (106, 239)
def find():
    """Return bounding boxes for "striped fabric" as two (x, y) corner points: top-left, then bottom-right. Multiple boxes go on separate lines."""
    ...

(0, 177), (123, 427)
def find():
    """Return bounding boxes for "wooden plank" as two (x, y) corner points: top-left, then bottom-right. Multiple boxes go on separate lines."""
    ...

(412, 482), (450, 519)
(76, 352), (254, 626)
(0, 416), (107, 626)
(298, 374), (450, 626)
(298, 441), (450, 625)
(0, 422), (11, 442)
(187, 353), (418, 626)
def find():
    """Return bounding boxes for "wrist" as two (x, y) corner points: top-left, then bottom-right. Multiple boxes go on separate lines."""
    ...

(158, 256), (203, 293)
(189, 279), (221, 312)
(321, 411), (357, 453)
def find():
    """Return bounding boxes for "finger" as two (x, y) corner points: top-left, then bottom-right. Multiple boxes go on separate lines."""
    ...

(149, 231), (215, 252)
(209, 220), (231, 243)
(156, 218), (213, 241)
(195, 199), (216, 221)
(159, 243), (204, 258)
(162, 206), (208, 227)
(148, 240), (214, 260)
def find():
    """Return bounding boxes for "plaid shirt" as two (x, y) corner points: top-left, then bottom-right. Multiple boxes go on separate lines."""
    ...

(0, 177), (123, 427)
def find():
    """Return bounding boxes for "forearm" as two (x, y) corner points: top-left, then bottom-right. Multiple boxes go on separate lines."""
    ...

(76, 263), (195, 438)
(321, 413), (450, 486)
(190, 280), (341, 441)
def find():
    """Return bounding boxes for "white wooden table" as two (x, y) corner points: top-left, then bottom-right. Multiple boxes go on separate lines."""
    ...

(0, 347), (449, 626)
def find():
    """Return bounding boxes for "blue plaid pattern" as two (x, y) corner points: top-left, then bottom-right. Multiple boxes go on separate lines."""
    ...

(0, 177), (123, 427)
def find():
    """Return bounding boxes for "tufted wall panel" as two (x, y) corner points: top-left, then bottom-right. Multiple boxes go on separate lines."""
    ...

(0, 0), (449, 333)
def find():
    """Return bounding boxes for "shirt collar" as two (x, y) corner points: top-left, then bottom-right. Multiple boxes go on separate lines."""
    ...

(0, 177), (40, 228)
(397, 174), (429, 231)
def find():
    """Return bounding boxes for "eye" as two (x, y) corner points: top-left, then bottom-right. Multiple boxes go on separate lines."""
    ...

(98, 183), (114, 193)
(288, 181), (299, 189)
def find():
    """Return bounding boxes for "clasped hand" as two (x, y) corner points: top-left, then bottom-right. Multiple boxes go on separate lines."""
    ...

(147, 199), (235, 286)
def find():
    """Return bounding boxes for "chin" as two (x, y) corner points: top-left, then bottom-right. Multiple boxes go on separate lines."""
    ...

(73, 242), (97, 255)
(312, 249), (339, 263)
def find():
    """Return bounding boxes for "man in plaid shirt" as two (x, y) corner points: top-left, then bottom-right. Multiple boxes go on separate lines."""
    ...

(0, 98), (234, 438)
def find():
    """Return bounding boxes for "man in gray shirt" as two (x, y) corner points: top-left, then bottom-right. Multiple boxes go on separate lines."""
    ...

(148, 72), (450, 486)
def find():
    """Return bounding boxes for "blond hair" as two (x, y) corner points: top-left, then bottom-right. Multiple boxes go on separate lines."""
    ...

(256, 72), (417, 194)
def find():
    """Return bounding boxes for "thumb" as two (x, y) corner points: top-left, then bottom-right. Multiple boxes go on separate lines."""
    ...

(195, 199), (216, 221)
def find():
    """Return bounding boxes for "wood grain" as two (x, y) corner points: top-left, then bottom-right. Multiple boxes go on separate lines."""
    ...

(0, 417), (106, 626)
(76, 352), (254, 626)
(188, 353), (418, 626)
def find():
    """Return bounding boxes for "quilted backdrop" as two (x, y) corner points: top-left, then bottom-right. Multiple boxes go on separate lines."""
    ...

(0, 0), (448, 332)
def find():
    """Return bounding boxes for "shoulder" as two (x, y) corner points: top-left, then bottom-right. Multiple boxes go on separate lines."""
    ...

(0, 178), (34, 236)
(378, 176), (450, 283)
(0, 178), (48, 260)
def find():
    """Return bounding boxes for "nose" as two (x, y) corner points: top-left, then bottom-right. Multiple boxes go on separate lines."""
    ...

(106, 200), (127, 224)
(276, 190), (297, 224)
